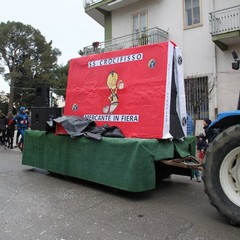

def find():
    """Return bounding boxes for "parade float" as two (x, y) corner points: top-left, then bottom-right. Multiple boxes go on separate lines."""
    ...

(22, 41), (200, 192)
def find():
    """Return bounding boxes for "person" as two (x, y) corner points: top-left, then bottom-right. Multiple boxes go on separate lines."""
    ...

(6, 112), (15, 149)
(186, 114), (202, 182)
(197, 133), (208, 161)
(203, 118), (214, 143)
(8, 107), (29, 150)
(186, 114), (194, 136)
(25, 110), (31, 129)
(0, 110), (7, 145)
(15, 128), (21, 147)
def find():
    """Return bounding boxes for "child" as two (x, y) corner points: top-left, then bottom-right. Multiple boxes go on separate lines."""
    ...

(197, 133), (208, 161)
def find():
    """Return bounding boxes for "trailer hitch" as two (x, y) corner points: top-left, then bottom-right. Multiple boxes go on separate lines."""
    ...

(161, 156), (203, 170)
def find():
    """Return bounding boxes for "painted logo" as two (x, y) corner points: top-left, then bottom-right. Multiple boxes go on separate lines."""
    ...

(103, 71), (124, 114)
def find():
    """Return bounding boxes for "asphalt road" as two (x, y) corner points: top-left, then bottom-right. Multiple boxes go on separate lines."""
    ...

(0, 146), (240, 240)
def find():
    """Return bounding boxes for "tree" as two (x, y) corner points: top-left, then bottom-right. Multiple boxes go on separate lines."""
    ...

(49, 62), (69, 99)
(0, 21), (61, 112)
(0, 91), (10, 114)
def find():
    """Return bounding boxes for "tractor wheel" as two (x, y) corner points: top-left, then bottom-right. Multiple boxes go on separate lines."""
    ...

(203, 125), (240, 226)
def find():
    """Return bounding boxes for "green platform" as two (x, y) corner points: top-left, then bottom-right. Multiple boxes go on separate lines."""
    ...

(22, 130), (196, 192)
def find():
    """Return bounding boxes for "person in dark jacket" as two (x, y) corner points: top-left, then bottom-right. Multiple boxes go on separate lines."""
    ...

(0, 110), (7, 145)
(203, 118), (214, 143)
(197, 133), (208, 161)
(6, 112), (15, 149)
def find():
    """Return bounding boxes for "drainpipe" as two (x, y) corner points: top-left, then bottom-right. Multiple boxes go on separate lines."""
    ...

(104, 12), (112, 41)
(211, 0), (218, 119)
(213, 46), (218, 119)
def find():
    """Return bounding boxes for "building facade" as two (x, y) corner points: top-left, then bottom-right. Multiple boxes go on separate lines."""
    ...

(83, 0), (240, 120)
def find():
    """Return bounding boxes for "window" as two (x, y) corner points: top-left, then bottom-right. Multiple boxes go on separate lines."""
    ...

(184, 76), (209, 119)
(184, 0), (202, 28)
(133, 11), (148, 46)
(133, 11), (147, 33)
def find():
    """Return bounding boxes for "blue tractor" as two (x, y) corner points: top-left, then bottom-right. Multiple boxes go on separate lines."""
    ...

(203, 51), (240, 226)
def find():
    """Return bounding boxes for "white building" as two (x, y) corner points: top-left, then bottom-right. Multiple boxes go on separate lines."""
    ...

(83, 0), (240, 121)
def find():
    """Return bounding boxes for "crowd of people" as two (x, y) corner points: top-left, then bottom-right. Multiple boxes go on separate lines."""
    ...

(0, 107), (30, 150)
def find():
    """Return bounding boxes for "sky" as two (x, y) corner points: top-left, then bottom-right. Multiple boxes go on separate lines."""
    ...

(0, 0), (104, 93)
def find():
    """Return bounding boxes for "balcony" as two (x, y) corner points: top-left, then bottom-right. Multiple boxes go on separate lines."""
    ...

(83, 0), (138, 10)
(209, 5), (240, 51)
(83, 0), (139, 26)
(81, 27), (168, 56)
(84, 0), (103, 7)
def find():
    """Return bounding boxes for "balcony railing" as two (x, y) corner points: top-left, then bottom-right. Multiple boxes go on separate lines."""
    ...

(82, 27), (168, 56)
(209, 5), (240, 35)
(83, 0), (103, 8)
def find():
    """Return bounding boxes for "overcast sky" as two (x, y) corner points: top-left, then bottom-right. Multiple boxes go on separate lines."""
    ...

(0, 0), (104, 93)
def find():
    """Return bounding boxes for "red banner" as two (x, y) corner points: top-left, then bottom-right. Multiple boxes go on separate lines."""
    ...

(63, 42), (186, 139)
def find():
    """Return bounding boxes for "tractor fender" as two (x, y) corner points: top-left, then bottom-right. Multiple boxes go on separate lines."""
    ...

(208, 110), (240, 130)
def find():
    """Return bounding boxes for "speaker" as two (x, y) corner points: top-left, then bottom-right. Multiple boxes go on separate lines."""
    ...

(31, 107), (62, 131)
(34, 83), (50, 107)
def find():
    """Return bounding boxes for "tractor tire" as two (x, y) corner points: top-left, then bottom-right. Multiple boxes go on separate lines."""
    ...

(203, 125), (240, 226)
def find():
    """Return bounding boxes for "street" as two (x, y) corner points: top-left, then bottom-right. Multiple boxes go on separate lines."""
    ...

(0, 146), (240, 240)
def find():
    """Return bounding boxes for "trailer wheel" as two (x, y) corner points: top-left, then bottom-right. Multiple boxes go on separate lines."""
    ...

(203, 125), (240, 226)
(155, 162), (172, 181)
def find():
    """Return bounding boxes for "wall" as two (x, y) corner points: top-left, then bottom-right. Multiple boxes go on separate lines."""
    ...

(112, 0), (214, 74)
(212, 0), (240, 113)
(110, 0), (240, 116)
(213, 0), (240, 11)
